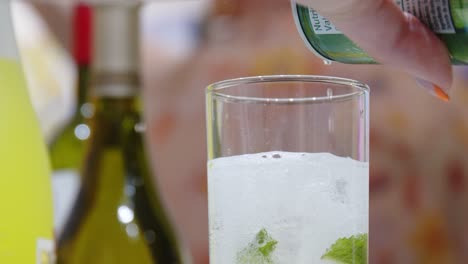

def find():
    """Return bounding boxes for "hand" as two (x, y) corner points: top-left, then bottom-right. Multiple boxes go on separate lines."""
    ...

(293, 0), (452, 99)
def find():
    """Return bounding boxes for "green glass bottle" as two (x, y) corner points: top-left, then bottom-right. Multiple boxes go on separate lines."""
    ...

(56, 3), (186, 264)
(49, 2), (93, 236)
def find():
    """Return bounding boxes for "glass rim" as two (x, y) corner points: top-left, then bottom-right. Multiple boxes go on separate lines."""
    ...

(206, 75), (369, 104)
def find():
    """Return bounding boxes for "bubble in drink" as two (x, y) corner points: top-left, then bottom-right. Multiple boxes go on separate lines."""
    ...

(208, 152), (368, 264)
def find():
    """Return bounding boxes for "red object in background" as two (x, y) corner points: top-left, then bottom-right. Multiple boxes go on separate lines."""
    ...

(73, 2), (92, 65)
(446, 159), (465, 194)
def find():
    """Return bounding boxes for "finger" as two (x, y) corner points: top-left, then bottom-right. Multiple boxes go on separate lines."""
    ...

(295, 0), (453, 92)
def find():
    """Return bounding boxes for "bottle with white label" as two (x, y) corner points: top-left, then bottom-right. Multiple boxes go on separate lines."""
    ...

(0, 1), (55, 263)
(292, 0), (467, 64)
(49, 2), (93, 237)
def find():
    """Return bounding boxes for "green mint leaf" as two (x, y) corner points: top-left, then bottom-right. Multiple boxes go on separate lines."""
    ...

(237, 228), (278, 264)
(321, 233), (368, 264)
(256, 229), (278, 257)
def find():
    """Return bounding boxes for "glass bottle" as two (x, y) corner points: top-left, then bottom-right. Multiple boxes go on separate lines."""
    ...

(56, 3), (186, 264)
(0, 0), (54, 263)
(49, 2), (93, 236)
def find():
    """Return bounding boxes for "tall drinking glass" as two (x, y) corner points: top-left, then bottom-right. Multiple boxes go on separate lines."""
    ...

(206, 75), (369, 264)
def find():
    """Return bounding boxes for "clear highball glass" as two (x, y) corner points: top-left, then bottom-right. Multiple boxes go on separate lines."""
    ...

(206, 75), (369, 263)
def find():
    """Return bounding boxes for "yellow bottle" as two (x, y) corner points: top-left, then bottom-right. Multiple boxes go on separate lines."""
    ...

(0, 1), (54, 263)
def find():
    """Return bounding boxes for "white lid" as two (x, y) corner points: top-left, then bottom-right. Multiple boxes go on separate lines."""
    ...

(93, 3), (140, 74)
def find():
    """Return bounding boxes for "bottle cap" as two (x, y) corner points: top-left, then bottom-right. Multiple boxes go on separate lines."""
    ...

(73, 2), (92, 65)
(93, 3), (140, 75)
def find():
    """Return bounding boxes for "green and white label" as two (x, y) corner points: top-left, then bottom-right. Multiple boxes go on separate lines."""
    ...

(310, 0), (455, 35)
(308, 9), (340, 34)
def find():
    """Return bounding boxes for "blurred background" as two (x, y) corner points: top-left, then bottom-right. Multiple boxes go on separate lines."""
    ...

(14, 0), (468, 263)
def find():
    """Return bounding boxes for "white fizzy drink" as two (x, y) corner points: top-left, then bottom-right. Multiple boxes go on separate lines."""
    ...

(208, 151), (368, 264)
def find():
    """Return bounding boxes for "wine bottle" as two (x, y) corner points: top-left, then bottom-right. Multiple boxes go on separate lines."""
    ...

(56, 3), (186, 264)
(0, 1), (54, 263)
(49, 2), (93, 236)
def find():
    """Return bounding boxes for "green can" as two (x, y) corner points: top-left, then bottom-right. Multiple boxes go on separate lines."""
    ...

(293, 0), (468, 64)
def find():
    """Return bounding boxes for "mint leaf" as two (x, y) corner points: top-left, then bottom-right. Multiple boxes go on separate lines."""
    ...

(321, 233), (368, 264)
(237, 228), (278, 264)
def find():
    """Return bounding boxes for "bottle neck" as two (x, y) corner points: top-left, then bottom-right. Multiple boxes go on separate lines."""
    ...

(76, 64), (90, 114)
(91, 71), (140, 98)
(72, 3), (92, 117)
(94, 95), (141, 115)
(91, 94), (143, 147)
